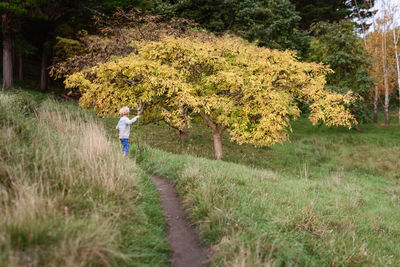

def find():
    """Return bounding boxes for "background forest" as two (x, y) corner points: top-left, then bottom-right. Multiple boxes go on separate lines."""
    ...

(2, 0), (400, 126)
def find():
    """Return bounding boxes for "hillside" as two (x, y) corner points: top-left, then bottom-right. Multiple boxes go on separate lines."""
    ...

(0, 89), (169, 266)
(115, 116), (400, 266)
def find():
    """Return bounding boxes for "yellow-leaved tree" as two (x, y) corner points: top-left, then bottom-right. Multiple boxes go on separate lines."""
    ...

(66, 33), (354, 159)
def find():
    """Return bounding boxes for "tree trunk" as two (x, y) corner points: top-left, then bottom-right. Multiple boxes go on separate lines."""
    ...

(383, 69), (390, 125)
(40, 47), (48, 92)
(18, 53), (23, 81)
(383, 81), (389, 125)
(354, 121), (361, 132)
(212, 130), (223, 160)
(200, 111), (224, 159)
(373, 85), (378, 123)
(352, 115), (361, 132)
(393, 30), (400, 123)
(179, 127), (188, 141)
(2, 14), (13, 89)
(382, 34), (390, 125)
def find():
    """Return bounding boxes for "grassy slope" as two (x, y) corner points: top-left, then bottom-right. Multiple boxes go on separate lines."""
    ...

(109, 117), (400, 266)
(0, 88), (169, 266)
(128, 120), (400, 179)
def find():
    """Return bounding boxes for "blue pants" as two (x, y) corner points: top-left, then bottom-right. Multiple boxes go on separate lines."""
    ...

(120, 138), (129, 156)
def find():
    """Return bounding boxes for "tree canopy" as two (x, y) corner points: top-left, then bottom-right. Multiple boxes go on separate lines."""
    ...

(309, 21), (374, 123)
(66, 33), (354, 159)
(157, 0), (310, 56)
(291, 0), (372, 30)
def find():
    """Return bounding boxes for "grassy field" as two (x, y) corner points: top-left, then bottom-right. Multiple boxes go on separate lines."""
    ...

(110, 116), (400, 266)
(127, 119), (400, 180)
(0, 89), (170, 266)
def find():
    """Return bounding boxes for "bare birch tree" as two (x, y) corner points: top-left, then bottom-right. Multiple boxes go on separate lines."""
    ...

(375, 0), (393, 125)
(353, 0), (380, 122)
(387, 0), (400, 123)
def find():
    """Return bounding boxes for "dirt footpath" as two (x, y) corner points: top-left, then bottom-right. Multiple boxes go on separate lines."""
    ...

(150, 174), (209, 267)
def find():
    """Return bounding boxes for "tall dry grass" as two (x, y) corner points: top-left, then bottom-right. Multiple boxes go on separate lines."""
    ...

(0, 94), (137, 266)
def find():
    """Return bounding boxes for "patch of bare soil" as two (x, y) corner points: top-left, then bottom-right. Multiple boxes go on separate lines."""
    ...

(150, 174), (209, 267)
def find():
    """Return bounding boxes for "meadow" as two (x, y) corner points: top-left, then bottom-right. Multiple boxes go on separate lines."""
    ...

(121, 115), (400, 266)
(130, 119), (400, 180)
(0, 89), (169, 266)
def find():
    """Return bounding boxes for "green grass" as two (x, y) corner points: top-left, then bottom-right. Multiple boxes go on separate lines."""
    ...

(116, 170), (170, 266)
(136, 145), (400, 266)
(101, 114), (400, 266)
(0, 90), (170, 266)
(124, 118), (400, 180)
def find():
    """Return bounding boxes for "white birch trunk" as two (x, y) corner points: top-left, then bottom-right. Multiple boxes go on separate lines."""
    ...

(393, 30), (400, 123)
(382, 31), (390, 125)
(374, 85), (379, 123)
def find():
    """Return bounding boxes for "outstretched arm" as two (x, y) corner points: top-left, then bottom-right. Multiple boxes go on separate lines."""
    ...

(126, 115), (140, 125)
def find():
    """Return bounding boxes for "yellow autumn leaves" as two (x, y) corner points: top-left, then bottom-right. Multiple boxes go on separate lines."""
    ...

(66, 33), (354, 149)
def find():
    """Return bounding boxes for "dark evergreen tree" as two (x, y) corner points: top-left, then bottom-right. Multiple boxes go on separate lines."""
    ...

(160, 0), (309, 56)
(1, 1), (35, 88)
(1, 0), (76, 89)
(1, 0), (152, 90)
(309, 21), (374, 125)
(291, 0), (375, 30)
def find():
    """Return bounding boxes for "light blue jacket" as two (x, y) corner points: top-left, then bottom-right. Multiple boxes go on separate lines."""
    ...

(116, 116), (139, 139)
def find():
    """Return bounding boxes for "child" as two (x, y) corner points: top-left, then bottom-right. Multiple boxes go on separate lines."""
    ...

(116, 106), (140, 156)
